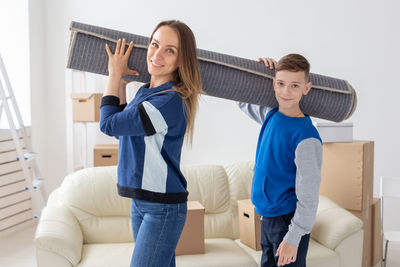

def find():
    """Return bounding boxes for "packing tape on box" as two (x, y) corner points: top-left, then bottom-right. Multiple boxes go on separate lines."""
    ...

(67, 21), (357, 122)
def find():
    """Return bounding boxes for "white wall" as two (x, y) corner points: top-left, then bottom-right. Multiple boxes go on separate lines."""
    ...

(31, 0), (400, 197)
(28, 0), (46, 193)
(0, 0), (30, 127)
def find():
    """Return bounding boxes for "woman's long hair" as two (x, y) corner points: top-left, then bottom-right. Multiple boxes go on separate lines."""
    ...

(149, 20), (202, 145)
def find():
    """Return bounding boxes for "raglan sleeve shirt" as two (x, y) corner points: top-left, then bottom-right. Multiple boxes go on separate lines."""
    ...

(283, 137), (323, 247)
(99, 94), (174, 137)
(237, 102), (272, 125)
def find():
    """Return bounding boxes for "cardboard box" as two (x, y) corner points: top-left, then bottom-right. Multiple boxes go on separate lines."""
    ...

(350, 205), (372, 267)
(320, 141), (374, 211)
(175, 201), (205, 255)
(371, 198), (382, 266)
(71, 93), (102, 122)
(93, 144), (119, 166)
(238, 199), (261, 251)
(316, 122), (353, 143)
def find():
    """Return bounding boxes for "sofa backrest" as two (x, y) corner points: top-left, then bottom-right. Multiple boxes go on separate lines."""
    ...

(51, 166), (132, 244)
(182, 161), (254, 239)
(51, 162), (254, 243)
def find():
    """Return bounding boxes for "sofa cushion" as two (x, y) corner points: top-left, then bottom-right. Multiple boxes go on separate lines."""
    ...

(59, 166), (129, 216)
(224, 162), (254, 205)
(224, 161), (254, 239)
(77, 239), (257, 267)
(177, 238), (257, 267)
(203, 211), (235, 239)
(182, 165), (233, 239)
(234, 238), (339, 267)
(77, 243), (133, 267)
(306, 239), (339, 267)
(57, 167), (133, 243)
(182, 164), (230, 213)
(312, 196), (363, 250)
(71, 212), (132, 243)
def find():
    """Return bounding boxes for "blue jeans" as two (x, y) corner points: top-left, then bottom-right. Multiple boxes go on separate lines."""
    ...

(260, 212), (310, 267)
(130, 199), (187, 267)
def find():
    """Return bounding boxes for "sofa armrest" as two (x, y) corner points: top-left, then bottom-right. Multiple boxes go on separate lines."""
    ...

(334, 230), (363, 267)
(35, 206), (83, 266)
(36, 249), (73, 267)
(311, 196), (363, 250)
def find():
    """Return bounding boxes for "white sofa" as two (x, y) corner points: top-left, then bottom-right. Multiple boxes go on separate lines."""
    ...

(35, 162), (363, 267)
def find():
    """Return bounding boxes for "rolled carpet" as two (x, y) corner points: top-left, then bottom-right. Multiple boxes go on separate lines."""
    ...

(67, 21), (357, 122)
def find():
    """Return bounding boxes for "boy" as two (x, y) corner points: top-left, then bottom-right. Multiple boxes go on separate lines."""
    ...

(238, 54), (322, 267)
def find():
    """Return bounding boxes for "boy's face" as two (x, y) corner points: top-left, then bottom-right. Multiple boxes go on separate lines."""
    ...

(273, 70), (312, 111)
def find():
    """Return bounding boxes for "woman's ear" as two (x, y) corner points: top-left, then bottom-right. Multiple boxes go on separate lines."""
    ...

(303, 82), (312, 95)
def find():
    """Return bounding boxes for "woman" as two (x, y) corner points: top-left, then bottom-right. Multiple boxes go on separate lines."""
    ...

(99, 20), (202, 267)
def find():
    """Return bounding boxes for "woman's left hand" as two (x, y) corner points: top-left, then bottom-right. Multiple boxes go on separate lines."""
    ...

(105, 38), (140, 78)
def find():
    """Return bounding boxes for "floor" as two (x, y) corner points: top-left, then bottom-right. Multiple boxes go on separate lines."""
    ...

(0, 223), (399, 267)
(0, 221), (37, 267)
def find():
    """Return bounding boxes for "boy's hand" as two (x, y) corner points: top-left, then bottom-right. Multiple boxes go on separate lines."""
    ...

(276, 240), (297, 266)
(258, 57), (277, 69)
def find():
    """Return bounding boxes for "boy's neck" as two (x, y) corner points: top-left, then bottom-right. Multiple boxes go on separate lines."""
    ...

(278, 106), (304, 118)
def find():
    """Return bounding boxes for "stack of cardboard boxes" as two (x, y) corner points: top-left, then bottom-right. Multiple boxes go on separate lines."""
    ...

(320, 141), (382, 267)
(71, 93), (119, 167)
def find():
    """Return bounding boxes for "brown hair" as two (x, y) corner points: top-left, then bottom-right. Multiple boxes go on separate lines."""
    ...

(276, 54), (310, 82)
(149, 20), (202, 145)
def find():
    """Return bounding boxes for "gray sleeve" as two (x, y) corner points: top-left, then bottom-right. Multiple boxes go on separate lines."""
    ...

(237, 102), (272, 125)
(283, 138), (322, 247)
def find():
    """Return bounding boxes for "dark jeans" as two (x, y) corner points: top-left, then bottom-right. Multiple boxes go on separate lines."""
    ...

(260, 212), (310, 267)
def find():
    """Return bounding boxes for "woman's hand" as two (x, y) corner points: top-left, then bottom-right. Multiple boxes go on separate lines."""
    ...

(258, 57), (277, 70)
(105, 38), (139, 78)
(104, 39), (139, 97)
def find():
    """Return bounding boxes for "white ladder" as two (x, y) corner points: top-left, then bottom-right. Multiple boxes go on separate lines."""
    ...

(0, 53), (46, 220)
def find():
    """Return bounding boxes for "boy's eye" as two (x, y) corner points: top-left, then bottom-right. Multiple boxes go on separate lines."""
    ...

(292, 84), (299, 88)
(278, 82), (284, 87)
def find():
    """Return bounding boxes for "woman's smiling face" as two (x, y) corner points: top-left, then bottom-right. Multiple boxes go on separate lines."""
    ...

(147, 26), (180, 82)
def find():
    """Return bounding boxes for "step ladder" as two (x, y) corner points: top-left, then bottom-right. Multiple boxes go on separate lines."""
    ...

(0, 53), (46, 223)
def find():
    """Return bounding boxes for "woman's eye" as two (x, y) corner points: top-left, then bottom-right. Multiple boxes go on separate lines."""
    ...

(167, 48), (175, 54)
(151, 42), (158, 48)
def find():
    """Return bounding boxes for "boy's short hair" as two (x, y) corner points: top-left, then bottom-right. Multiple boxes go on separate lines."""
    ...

(276, 54), (310, 82)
